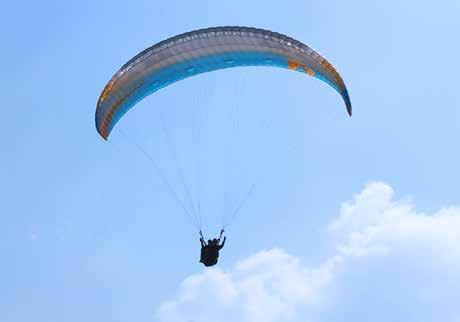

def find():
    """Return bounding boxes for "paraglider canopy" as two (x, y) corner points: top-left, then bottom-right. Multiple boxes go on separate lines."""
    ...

(96, 26), (352, 140)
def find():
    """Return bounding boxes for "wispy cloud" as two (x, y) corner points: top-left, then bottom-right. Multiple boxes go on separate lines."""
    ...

(156, 182), (460, 322)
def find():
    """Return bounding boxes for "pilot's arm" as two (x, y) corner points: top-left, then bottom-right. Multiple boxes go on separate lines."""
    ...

(218, 236), (226, 250)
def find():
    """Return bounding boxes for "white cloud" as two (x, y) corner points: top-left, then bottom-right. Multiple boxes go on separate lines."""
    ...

(156, 182), (460, 322)
(157, 249), (338, 322)
(331, 182), (460, 264)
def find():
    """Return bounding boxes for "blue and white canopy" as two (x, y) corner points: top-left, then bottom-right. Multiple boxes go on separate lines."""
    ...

(96, 26), (352, 140)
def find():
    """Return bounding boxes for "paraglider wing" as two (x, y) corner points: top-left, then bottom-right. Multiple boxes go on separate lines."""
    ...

(96, 26), (352, 140)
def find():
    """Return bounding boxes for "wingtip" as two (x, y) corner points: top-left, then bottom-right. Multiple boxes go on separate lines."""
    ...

(341, 88), (352, 117)
(96, 126), (109, 141)
(101, 131), (109, 141)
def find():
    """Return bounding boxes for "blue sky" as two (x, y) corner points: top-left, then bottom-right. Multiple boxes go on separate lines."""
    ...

(2, 1), (460, 321)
